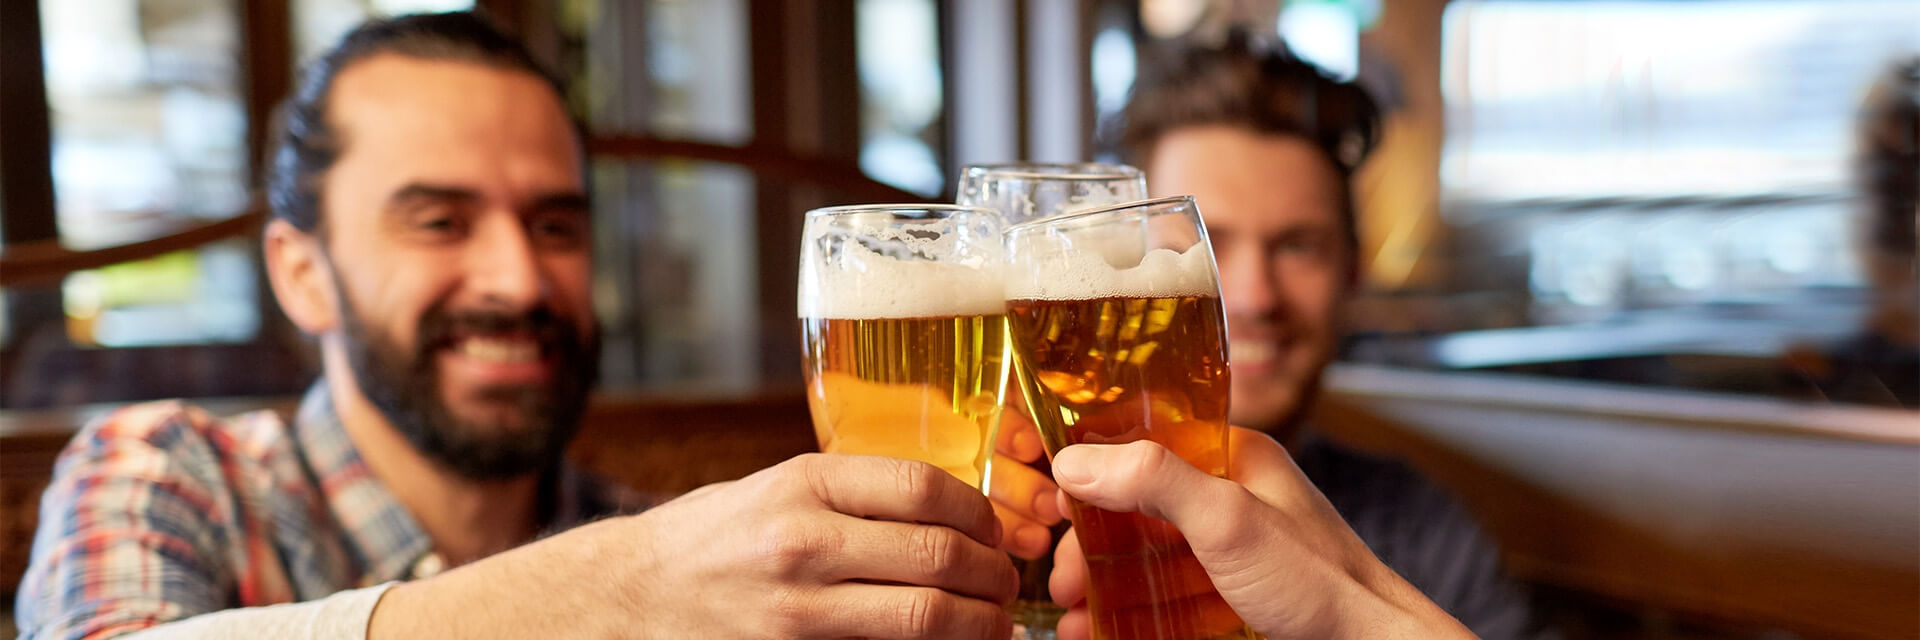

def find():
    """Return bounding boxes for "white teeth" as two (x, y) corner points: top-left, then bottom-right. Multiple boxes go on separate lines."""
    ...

(1232, 341), (1276, 363)
(459, 337), (539, 363)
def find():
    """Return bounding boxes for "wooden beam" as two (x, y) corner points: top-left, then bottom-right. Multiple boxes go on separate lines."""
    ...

(0, 0), (57, 245)
(241, 1), (292, 188)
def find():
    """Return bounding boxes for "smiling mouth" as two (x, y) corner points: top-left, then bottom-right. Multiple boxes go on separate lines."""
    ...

(456, 335), (542, 363)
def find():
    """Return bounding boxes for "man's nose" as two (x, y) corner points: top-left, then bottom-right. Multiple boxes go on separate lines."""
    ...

(465, 214), (548, 310)
(1218, 243), (1281, 319)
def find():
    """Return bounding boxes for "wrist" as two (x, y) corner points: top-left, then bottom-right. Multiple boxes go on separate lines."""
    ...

(368, 519), (635, 640)
(1355, 571), (1476, 640)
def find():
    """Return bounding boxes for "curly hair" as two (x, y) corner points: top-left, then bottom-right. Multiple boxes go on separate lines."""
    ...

(1115, 33), (1383, 250)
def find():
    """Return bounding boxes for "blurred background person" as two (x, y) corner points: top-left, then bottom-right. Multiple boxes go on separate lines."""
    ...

(1113, 32), (1550, 640)
(1784, 57), (1919, 408)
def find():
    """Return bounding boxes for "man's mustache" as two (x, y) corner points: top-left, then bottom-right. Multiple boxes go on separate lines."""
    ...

(415, 307), (583, 355)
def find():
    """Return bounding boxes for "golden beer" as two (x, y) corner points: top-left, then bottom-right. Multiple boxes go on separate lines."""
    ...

(1008, 293), (1253, 640)
(801, 314), (1010, 488)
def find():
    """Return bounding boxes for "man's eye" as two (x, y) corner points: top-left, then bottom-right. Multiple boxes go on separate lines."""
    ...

(530, 215), (588, 246)
(1280, 237), (1318, 254)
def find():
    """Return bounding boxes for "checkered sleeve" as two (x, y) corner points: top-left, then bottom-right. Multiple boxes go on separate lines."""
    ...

(14, 403), (241, 640)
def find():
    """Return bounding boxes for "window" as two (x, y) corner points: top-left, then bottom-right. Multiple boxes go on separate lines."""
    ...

(294, 0), (477, 67)
(40, 0), (257, 347)
(1440, 0), (1918, 313)
(857, 0), (946, 197)
(563, 0), (761, 391)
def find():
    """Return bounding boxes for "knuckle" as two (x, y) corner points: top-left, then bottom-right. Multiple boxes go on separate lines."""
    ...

(912, 526), (964, 581)
(1116, 441), (1172, 487)
(893, 459), (947, 510)
(899, 588), (949, 633)
(754, 514), (835, 578)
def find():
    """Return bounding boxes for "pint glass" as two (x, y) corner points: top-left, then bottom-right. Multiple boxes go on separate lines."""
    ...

(1003, 196), (1256, 640)
(959, 162), (1147, 638)
(799, 204), (1010, 489)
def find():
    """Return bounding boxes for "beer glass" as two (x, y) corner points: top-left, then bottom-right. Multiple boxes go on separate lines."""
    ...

(958, 162), (1147, 638)
(798, 204), (1010, 490)
(1003, 196), (1256, 640)
(957, 162), (1146, 225)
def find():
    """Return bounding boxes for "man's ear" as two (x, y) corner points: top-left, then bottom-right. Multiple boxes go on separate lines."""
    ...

(263, 219), (339, 335)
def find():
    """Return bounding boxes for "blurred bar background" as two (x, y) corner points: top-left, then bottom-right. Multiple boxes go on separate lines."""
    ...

(1, 1), (1914, 638)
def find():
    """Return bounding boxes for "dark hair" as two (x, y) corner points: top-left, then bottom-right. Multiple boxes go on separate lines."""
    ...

(268, 11), (569, 233)
(1858, 57), (1918, 257)
(1116, 33), (1382, 251)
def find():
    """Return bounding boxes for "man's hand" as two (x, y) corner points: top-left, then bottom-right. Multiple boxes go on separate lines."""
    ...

(372, 454), (1019, 639)
(1047, 428), (1477, 640)
(988, 401), (1063, 559)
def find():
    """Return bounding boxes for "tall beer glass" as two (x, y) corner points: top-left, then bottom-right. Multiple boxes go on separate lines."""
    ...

(799, 204), (1010, 490)
(958, 162), (1147, 639)
(1004, 196), (1255, 640)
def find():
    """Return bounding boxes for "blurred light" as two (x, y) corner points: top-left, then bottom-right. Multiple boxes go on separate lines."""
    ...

(1766, 225), (1821, 274)
(1278, 1), (1359, 81)
(1662, 246), (1716, 291)
(1092, 28), (1137, 117)
(370, 0), (473, 13)
(860, 134), (945, 197)
(857, 0), (945, 196)
(1440, 0), (1920, 202)
(1141, 0), (1208, 39)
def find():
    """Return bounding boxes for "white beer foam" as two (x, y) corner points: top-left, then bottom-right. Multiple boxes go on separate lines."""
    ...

(800, 233), (1004, 319)
(1006, 239), (1217, 301)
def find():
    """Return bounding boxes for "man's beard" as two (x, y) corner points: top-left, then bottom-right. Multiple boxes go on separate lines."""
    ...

(336, 289), (600, 482)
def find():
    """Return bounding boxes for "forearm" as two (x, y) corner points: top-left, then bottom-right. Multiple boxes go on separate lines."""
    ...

(368, 518), (628, 640)
(91, 584), (394, 640)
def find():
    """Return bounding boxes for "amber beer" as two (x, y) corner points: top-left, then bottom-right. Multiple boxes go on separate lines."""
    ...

(801, 312), (1009, 487)
(1009, 293), (1252, 640)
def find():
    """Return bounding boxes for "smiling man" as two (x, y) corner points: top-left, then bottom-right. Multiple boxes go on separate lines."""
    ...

(16, 13), (1027, 640)
(1108, 37), (1551, 640)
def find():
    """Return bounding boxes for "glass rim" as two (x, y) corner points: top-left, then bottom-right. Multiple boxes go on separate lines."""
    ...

(960, 162), (1143, 182)
(805, 203), (999, 220)
(1003, 194), (1195, 235)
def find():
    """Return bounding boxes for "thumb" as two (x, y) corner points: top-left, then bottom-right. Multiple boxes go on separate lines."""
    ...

(1051, 440), (1258, 532)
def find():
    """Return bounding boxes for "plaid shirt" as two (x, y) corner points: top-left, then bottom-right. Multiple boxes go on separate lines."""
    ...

(15, 381), (629, 640)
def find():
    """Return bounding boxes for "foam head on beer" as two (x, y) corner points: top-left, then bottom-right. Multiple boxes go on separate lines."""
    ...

(1004, 195), (1220, 303)
(798, 205), (1011, 489)
(798, 214), (1004, 320)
